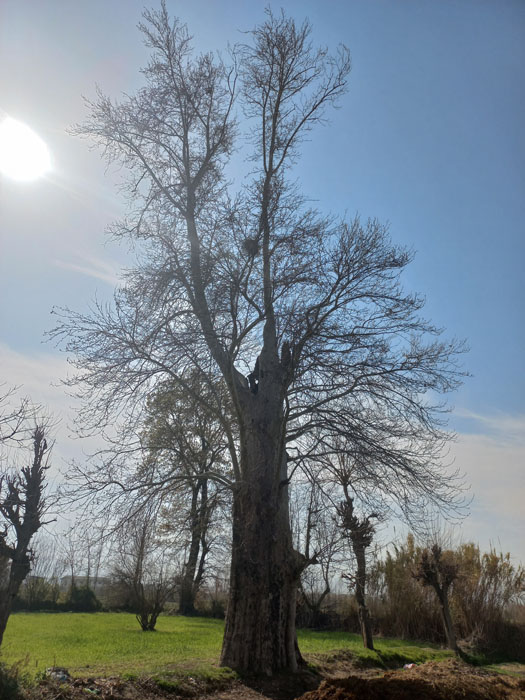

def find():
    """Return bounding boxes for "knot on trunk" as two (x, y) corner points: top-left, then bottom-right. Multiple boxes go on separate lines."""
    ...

(337, 497), (376, 549)
(247, 356), (261, 394)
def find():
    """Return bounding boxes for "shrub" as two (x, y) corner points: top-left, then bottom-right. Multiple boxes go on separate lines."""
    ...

(367, 535), (525, 660)
(0, 660), (25, 700)
(452, 545), (525, 660)
(208, 598), (226, 620)
(65, 584), (102, 612)
(367, 534), (445, 643)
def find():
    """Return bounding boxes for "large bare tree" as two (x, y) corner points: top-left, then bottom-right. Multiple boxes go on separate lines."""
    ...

(52, 5), (465, 673)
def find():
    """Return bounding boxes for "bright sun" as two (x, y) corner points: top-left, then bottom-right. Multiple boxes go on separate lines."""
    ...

(0, 117), (51, 181)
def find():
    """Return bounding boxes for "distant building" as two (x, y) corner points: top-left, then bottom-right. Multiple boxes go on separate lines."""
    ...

(59, 575), (111, 593)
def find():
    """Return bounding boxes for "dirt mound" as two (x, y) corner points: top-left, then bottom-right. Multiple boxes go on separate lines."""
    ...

(24, 660), (525, 700)
(296, 659), (525, 700)
(27, 676), (167, 699)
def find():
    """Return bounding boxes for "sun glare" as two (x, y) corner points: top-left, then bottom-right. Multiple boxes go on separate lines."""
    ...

(0, 116), (51, 181)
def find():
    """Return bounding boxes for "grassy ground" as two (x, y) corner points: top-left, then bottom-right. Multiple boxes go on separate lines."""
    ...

(2, 613), (225, 678)
(1, 612), (453, 682)
(297, 629), (453, 669)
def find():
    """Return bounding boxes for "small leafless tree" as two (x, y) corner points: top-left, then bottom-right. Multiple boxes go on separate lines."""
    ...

(414, 544), (461, 655)
(0, 385), (40, 449)
(111, 507), (177, 631)
(0, 423), (53, 645)
(338, 493), (378, 650)
(59, 530), (83, 589)
(292, 478), (343, 627)
(59, 525), (106, 592)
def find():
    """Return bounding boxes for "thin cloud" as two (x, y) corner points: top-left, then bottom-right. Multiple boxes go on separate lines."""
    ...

(450, 411), (525, 563)
(54, 253), (121, 287)
(454, 408), (525, 445)
(0, 342), (71, 409)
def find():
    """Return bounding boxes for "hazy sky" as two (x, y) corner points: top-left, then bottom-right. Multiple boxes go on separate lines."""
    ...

(0, 0), (524, 561)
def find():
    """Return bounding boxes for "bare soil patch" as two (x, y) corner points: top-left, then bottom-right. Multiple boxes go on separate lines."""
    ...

(25, 659), (525, 700)
(297, 659), (525, 700)
(25, 670), (320, 700)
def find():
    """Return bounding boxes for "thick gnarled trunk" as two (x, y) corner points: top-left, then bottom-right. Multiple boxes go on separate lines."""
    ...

(220, 400), (302, 674)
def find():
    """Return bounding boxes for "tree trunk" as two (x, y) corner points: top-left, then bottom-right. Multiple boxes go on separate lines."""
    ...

(353, 544), (374, 650)
(179, 485), (201, 616)
(300, 584), (330, 628)
(179, 478), (209, 616)
(0, 598), (10, 648)
(435, 585), (459, 653)
(178, 579), (196, 616)
(0, 554), (31, 647)
(220, 403), (303, 674)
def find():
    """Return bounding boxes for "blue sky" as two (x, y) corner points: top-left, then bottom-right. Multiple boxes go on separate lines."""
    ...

(0, 1), (523, 560)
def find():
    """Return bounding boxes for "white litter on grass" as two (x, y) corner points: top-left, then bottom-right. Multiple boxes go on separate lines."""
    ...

(46, 667), (71, 682)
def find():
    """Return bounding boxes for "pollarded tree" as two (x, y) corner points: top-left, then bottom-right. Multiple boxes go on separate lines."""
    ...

(0, 424), (53, 646)
(338, 494), (378, 650)
(52, 5), (465, 673)
(414, 544), (461, 654)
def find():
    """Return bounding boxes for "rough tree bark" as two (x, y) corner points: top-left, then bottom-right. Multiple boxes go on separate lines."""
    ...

(220, 386), (304, 673)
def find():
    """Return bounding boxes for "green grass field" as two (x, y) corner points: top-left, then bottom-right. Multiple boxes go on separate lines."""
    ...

(0, 613), (452, 680)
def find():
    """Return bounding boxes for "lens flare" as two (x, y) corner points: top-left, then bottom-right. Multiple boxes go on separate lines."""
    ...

(0, 117), (51, 181)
